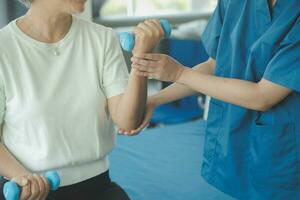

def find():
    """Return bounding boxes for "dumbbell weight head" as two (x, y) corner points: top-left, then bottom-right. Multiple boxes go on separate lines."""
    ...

(119, 19), (172, 52)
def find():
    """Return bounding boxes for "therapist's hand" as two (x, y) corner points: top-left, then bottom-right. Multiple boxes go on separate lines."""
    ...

(118, 98), (157, 136)
(12, 174), (50, 200)
(131, 53), (186, 82)
(133, 19), (165, 53)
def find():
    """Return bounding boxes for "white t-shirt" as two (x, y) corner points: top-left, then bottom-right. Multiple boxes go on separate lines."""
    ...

(0, 16), (129, 186)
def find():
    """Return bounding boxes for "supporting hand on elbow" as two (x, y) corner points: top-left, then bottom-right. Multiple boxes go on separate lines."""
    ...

(118, 98), (157, 136)
(131, 53), (185, 82)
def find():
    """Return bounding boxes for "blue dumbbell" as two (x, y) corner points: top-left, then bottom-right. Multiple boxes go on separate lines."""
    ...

(119, 19), (172, 52)
(3, 171), (60, 200)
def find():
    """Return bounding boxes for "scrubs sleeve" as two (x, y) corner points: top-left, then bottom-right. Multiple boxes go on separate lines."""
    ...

(263, 22), (300, 93)
(201, 0), (226, 59)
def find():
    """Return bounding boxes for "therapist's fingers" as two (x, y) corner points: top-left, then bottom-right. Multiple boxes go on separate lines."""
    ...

(132, 64), (155, 74)
(133, 70), (152, 78)
(133, 53), (162, 61)
(123, 100), (155, 136)
(118, 115), (151, 136)
(131, 57), (158, 67)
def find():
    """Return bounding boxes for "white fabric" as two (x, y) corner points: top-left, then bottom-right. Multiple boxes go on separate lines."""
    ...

(0, 16), (129, 186)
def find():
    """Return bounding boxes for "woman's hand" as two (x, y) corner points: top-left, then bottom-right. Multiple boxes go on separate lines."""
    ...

(12, 174), (50, 200)
(118, 98), (157, 136)
(133, 19), (165, 53)
(131, 53), (186, 82)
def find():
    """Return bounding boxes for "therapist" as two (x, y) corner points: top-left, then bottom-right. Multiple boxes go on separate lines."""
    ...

(125, 0), (300, 199)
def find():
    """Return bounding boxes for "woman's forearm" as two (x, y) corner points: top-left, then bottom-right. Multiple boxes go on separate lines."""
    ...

(151, 59), (215, 106)
(0, 143), (30, 179)
(115, 72), (147, 130)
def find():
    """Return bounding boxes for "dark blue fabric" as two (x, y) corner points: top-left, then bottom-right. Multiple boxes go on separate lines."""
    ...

(109, 120), (235, 200)
(201, 0), (300, 199)
(151, 96), (203, 125)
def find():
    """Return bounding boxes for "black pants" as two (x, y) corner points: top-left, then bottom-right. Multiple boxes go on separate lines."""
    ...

(0, 171), (130, 200)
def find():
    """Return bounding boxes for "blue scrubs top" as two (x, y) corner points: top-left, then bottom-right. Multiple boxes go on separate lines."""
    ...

(201, 0), (300, 199)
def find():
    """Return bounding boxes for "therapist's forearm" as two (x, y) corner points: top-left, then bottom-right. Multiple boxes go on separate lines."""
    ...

(0, 143), (30, 179)
(150, 59), (215, 106)
(116, 70), (147, 130)
(176, 68), (273, 111)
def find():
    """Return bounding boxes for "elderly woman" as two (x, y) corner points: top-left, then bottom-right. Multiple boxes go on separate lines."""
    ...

(0, 0), (164, 199)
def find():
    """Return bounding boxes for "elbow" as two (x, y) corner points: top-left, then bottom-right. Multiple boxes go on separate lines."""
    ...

(118, 124), (139, 131)
(253, 99), (274, 112)
(116, 119), (141, 131)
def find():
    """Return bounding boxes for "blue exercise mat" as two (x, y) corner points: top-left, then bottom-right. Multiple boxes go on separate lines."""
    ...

(109, 120), (236, 200)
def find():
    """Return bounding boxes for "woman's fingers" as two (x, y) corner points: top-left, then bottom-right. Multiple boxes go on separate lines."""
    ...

(33, 174), (49, 200)
(11, 174), (50, 200)
(27, 175), (40, 200)
(11, 176), (28, 187)
(20, 182), (31, 200)
(11, 176), (30, 200)
(40, 176), (50, 200)
(134, 23), (152, 37)
(144, 19), (164, 38)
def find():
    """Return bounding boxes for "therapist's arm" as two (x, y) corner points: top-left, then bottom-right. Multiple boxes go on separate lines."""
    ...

(148, 58), (215, 107)
(131, 55), (291, 111)
(178, 68), (291, 111)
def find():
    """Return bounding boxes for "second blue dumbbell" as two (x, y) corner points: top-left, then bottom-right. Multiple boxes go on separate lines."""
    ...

(3, 171), (60, 200)
(119, 19), (172, 52)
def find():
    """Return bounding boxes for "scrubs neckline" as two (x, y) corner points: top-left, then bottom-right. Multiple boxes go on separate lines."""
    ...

(255, 0), (283, 33)
(264, 0), (281, 22)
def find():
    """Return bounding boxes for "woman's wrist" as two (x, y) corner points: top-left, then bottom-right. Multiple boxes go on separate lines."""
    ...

(10, 169), (31, 180)
(132, 47), (154, 54)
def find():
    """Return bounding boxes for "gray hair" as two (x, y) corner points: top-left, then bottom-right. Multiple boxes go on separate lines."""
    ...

(18, 0), (33, 7)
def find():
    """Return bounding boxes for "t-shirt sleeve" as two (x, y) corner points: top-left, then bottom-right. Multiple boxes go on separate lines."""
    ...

(263, 22), (300, 93)
(201, 0), (226, 59)
(102, 29), (129, 99)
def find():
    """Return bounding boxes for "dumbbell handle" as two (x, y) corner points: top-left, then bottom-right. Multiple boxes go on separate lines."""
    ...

(119, 19), (172, 52)
(3, 171), (60, 200)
